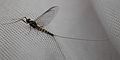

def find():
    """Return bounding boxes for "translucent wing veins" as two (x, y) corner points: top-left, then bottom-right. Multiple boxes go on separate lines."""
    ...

(35, 6), (59, 27)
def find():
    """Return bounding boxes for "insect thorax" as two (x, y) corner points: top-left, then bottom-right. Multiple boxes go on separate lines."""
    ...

(29, 21), (38, 28)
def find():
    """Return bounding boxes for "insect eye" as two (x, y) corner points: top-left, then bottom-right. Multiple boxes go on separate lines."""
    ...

(23, 18), (26, 20)
(26, 19), (30, 23)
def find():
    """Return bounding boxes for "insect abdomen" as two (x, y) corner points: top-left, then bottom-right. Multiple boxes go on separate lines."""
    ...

(37, 27), (54, 36)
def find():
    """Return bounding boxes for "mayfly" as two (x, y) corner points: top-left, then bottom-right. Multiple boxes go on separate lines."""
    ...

(1, 6), (108, 41)
(1, 6), (108, 60)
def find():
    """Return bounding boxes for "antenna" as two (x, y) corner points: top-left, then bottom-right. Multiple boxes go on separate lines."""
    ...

(1, 17), (26, 25)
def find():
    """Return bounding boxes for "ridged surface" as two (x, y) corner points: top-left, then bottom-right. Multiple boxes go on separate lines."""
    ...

(0, 0), (120, 60)
(0, 24), (66, 60)
(0, 0), (66, 60)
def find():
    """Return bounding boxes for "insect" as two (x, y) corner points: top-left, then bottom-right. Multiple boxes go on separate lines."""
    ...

(1, 6), (108, 41)
(1, 6), (108, 60)
(21, 6), (59, 36)
(1, 6), (67, 60)
(2, 6), (57, 36)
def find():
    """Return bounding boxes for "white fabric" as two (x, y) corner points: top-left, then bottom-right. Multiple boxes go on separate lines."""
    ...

(0, 0), (120, 60)
(0, 0), (67, 60)
(92, 0), (120, 56)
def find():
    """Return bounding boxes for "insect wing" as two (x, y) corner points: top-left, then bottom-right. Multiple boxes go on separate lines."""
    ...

(35, 6), (59, 27)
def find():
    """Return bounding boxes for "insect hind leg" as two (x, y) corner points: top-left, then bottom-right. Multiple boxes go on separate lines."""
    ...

(27, 26), (38, 35)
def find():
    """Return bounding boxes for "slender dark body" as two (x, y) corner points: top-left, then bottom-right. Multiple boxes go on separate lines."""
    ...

(24, 17), (54, 36)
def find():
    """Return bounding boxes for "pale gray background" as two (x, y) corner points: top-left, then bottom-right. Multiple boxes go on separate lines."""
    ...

(92, 0), (120, 59)
(0, 0), (120, 60)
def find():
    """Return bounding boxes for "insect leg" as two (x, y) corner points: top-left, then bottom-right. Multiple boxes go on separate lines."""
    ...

(1, 17), (28, 25)
(36, 30), (39, 35)
(27, 26), (32, 35)
(29, 26), (32, 33)
(1, 19), (22, 25)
